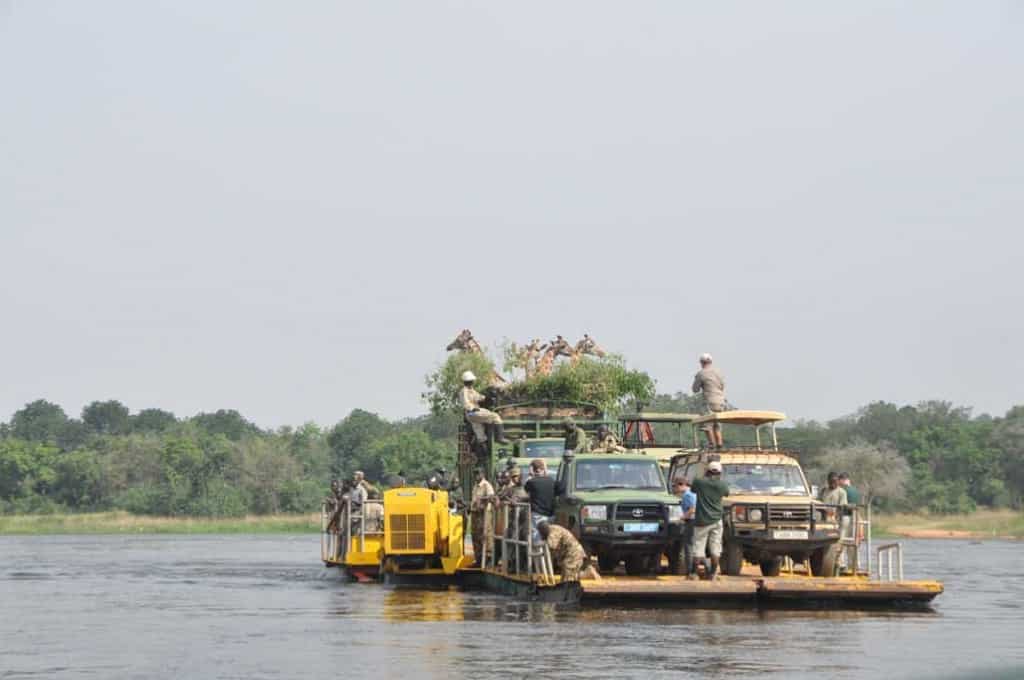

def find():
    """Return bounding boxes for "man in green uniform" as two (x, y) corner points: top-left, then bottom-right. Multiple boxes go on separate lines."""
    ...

(537, 520), (586, 582)
(838, 473), (861, 504)
(562, 417), (591, 454)
(690, 461), (730, 580)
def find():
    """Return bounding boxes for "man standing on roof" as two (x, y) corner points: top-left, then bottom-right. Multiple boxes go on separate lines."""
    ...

(461, 371), (510, 444)
(692, 353), (726, 449)
(562, 417), (591, 454)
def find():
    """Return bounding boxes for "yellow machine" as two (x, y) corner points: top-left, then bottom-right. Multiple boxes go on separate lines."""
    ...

(378, 487), (471, 577)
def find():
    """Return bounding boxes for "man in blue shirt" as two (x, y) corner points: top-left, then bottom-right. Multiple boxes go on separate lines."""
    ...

(672, 477), (697, 575)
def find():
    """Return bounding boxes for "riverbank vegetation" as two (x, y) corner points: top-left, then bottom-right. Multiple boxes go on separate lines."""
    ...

(873, 509), (1024, 539)
(1, 352), (1023, 526)
(0, 511), (319, 535)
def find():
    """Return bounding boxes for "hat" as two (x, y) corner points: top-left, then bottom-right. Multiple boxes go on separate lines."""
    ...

(699, 353), (713, 363)
(707, 461), (723, 474)
(461, 370), (477, 382)
(561, 417), (576, 428)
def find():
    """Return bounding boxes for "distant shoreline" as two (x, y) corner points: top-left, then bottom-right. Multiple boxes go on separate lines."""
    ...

(873, 509), (1024, 541)
(2, 509), (1022, 539)
(0, 511), (321, 535)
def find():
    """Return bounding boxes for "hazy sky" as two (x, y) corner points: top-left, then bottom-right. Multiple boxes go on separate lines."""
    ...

(2, 1), (1022, 429)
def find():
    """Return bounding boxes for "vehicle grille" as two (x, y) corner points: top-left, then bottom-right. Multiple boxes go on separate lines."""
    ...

(615, 504), (663, 520)
(768, 505), (811, 522)
(389, 513), (426, 550)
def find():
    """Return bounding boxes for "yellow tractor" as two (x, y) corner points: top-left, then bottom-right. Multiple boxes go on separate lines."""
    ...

(357, 486), (471, 580)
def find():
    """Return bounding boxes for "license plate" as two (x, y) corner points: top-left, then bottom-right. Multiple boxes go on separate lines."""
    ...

(773, 530), (808, 540)
(624, 522), (660, 533)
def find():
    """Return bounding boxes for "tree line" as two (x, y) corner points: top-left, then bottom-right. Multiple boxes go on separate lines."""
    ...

(1, 396), (1022, 517)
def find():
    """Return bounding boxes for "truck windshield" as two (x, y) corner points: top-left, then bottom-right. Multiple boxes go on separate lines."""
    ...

(523, 441), (565, 457)
(723, 464), (807, 495)
(575, 460), (664, 491)
(519, 462), (560, 479)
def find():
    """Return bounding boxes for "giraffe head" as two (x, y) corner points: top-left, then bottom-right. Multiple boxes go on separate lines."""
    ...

(446, 328), (475, 352)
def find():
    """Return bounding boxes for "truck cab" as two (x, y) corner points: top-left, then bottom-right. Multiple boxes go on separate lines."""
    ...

(554, 451), (685, 575)
(667, 411), (842, 577)
(497, 437), (564, 481)
(620, 411), (700, 472)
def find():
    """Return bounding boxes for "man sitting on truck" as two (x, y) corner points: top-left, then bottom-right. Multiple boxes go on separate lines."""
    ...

(562, 417), (591, 453)
(591, 424), (626, 453)
(460, 371), (510, 444)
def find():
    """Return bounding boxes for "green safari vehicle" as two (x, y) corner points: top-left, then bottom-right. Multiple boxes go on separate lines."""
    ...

(553, 451), (685, 575)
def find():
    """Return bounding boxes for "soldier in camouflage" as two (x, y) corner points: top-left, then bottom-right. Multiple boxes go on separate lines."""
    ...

(562, 417), (591, 454)
(537, 520), (586, 582)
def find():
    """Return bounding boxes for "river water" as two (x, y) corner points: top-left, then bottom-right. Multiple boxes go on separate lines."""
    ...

(1, 535), (1022, 679)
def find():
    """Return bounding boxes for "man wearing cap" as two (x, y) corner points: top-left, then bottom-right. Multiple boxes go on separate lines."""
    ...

(562, 417), (591, 454)
(692, 353), (726, 449)
(460, 371), (510, 444)
(537, 520), (586, 582)
(690, 461), (730, 580)
(470, 467), (496, 567)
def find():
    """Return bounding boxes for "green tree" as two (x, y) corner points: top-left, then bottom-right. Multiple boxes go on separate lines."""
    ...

(9, 400), (69, 443)
(82, 400), (131, 435)
(191, 410), (260, 441)
(364, 430), (454, 484)
(805, 439), (909, 506)
(327, 409), (392, 476)
(132, 408), (178, 433)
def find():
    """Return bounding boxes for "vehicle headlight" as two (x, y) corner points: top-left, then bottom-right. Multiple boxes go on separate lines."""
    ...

(748, 508), (763, 522)
(668, 506), (683, 522)
(817, 508), (836, 522)
(733, 506), (747, 521)
(582, 505), (607, 521)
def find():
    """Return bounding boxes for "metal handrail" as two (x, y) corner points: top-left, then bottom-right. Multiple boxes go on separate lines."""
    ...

(480, 500), (555, 584)
(875, 543), (904, 582)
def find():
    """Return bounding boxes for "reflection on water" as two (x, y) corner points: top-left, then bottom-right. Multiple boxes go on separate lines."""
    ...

(0, 535), (1022, 679)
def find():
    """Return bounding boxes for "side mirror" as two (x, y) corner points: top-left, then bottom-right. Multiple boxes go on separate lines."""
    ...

(810, 485), (819, 498)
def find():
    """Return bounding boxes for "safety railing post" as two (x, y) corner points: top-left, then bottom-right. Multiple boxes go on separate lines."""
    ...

(526, 507), (533, 580)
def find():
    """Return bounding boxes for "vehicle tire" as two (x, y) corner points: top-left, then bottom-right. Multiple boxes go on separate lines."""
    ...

(759, 557), (782, 577)
(624, 554), (655, 576)
(722, 540), (744, 576)
(810, 543), (840, 577)
(598, 554), (619, 574)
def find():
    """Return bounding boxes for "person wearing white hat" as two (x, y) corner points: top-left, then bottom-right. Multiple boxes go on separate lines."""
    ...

(692, 353), (726, 449)
(460, 370), (509, 444)
(689, 460), (730, 580)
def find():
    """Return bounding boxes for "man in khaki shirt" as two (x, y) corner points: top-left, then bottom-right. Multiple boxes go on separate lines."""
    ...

(470, 467), (496, 567)
(692, 353), (726, 449)
(460, 371), (509, 443)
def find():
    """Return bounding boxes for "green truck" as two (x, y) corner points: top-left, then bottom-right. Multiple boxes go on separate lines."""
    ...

(456, 399), (610, 502)
(553, 451), (686, 575)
